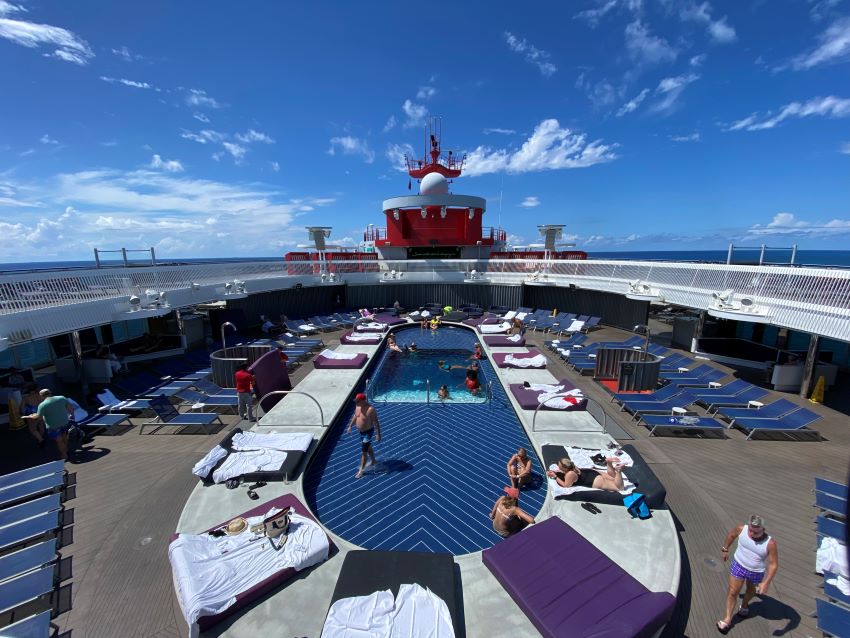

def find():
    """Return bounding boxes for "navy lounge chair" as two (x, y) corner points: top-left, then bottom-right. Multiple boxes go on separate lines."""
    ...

(716, 398), (800, 425)
(818, 514), (847, 541)
(639, 414), (728, 438)
(580, 316), (601, 332)
(610, 383), (687, 405)
(0, 565), (54, 624)
(816, 597), (850, 638)
(193, 379), (238, 397)
(620, 391), (698, 419)
(815, 490), (847, 519)
(175, 389), (239, 412)
(815, 477), (849, 501)
(732, 407), (822, 440)
(140, 395), (224, 435)
(702, 387), (770, 413)
(689, 379), (750, 401)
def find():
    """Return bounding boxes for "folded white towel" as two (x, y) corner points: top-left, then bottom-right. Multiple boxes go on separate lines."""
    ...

(319, 349), (358, 360)
(528, 383), (564, 392)
(345, 333), (380, 341)
(356, 322), (386, 331)
(504, 354), (546, 368)
(516, 312), (528, 321)
(507, 334), (522, 342)
(564, 320), (585, 333)
(537, 389), (584, 409)
(502, 311), (517, 321)
(479, 322), (512, 334)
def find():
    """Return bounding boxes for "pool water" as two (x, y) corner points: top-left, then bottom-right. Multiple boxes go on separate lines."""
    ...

(369, 349), (486, 403)
(303, 324), (546, 555)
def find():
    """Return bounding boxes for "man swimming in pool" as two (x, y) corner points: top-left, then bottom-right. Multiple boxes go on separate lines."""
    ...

(347, 392), (381, 479)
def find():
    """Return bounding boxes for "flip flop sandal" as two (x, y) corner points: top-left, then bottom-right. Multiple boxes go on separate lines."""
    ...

(247, 489), (259, 500)
(716, 620), (731, 634)
(589, 503), (602, 514)
(581, 502), (598, 514)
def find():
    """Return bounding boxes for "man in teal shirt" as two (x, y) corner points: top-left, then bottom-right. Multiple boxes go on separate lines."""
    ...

(24, 389), (74, 461)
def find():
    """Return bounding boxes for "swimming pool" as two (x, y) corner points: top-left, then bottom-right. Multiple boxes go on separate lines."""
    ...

(303, 325), (546, 555)
(369, 349), (487, 404)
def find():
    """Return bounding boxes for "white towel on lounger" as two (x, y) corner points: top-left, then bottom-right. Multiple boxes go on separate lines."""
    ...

(232, 431), (312, 453)
(192, 446), (228, 479)
(537, 389), (584, 409)
(319, 349), (358, 360)
(527, 383), (563, 392)
(504, 354), (546, 367)
(502, 311), (517, 321)
(345, 333), (380, 342)
(356, 322), (386, 331)
(507, 334), (522, 342)
(479, 322), (512, 333)
(563, 320), (584, 333)
(212, 449), (288, 483)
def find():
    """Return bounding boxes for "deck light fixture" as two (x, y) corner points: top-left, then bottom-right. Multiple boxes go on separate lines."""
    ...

(421, 207), (427, 219)
(440, 206), (447, 219)
(128, 295), (141, 310)
(468, 207), (475, 220)
(393, 209), (400, 220)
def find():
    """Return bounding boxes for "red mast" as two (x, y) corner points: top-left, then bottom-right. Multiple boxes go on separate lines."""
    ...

(405, 117), (466, 179)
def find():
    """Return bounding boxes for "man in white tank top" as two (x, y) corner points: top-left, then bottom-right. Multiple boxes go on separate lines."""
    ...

(716, 514), (779, 634)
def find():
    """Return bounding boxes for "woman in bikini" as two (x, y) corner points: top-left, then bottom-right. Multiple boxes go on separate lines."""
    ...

(489, 487), (535, 538)
(547, 457), (625, 492)
(506, 448), (533, 489)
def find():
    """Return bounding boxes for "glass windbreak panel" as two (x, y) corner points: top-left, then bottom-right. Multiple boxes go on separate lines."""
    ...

(126, 319), (148, 338)
(369, 349), (485, 403)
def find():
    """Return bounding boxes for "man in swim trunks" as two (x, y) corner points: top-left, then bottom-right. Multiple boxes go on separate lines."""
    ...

(347, 392), (381, 479)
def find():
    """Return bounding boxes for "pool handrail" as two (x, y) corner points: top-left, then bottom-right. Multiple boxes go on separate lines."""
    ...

(257, 390), (325, 426)
(426, 378), (430, 404)
(532, 394), (608, 434)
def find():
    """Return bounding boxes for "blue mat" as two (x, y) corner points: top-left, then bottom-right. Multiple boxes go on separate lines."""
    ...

(303, 325), (546, 555)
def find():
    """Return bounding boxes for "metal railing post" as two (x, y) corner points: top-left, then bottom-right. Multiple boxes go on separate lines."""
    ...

(121, 248), (128, 267)
(426, 378), (430, 404)
(221, 321), (237, 350)
(150, 247), (156, 266)
(93, 248), (101, 269)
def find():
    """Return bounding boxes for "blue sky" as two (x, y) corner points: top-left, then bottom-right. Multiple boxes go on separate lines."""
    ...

(1, 0), (849, 262)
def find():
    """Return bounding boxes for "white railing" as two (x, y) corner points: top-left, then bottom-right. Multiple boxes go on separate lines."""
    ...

(2, 259), (850, 343)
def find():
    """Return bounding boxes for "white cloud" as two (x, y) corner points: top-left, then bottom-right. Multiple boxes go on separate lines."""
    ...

(520, 196), (540, 208)
(402, 100), (428, 128)
(383, 115), (397, 133)
(185, 88), (221, 109)
(791, 17), (850, 70)
(0, 9), (94, 65)
(222, 142), (247, 162)
(327, 136), (375, 163)
(483, 128), (517, 135)
(809, 0), (844, 22)
(416, 85), (436, 99)
(616, 88), (650, 116)
(744, 212), (850, 239)
(503, 31), (557, 76)
(840, 141), (850, 154)
(111, 45), (143, 62)
(193, 112), (210, 124)
(385, 143), (415, 172)
(625, 21), (678, 65)
(270, 161), (280, 172)
(574, 1), (620, 27)
(670, 132), (701, 142)
(464, 119), (618, 177)
(40, 134), (59, 145)
(180, 129), (225, 144)
(707, 17), (737, 43)
(100, 76), (153, 89)
(150, 154), (184, 172)
(725, 96), (850, 131)
(235, 129), (275, 144)
(690, 53), (706, 67)
(677, 2), (737, 43)
(651, 72), (700, 113)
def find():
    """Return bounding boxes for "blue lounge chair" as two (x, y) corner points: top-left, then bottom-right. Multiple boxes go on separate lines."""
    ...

(279, 331), (323, 349)
(818, 514), (847, 541)
(701, 387), (770, 412)
(175, 388), (239, 412)
(77, 411), (133, 436)
(665, 368), (727, 387)
(620, 391), (698, 419)
(817, 597), (850, 637)
(815, 477), (849, 501)
(610, 383), (687, 405)
(284, 319), (317, 335)
(732, 407), (822, 440)
(823, 571), (850, 606)
(689, 379), (751, 402)
(0, 462), (65, 509)
(140, 395), (224, 435)
(657, 354), (695, 370)
(0, 565), (54, 621)
(815, 491), (846, 519)
(660, 363), (714, 379)
(193, 379), (238, 397)
(639, 414), (728, 438)
(0, 538), (57, 583)
(580, 316), (601, 332)
(0, 509), (60, 553)
(0, 610), (52, 638)
(308, 316), (335, 331)
(716, 398), (800, 425)
(331, 313), (355, 327)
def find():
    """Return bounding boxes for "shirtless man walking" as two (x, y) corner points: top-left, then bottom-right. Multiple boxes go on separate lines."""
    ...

(347, 392), (381, 479)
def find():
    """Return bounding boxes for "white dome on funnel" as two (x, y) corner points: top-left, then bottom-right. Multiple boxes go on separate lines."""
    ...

(420, 172), (449, 196)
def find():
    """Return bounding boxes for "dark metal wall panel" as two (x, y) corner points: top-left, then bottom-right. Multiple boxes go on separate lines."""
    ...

(226, 285), (345, 325)
(347, 283), (522, 312)
(522, 285), (649, 330)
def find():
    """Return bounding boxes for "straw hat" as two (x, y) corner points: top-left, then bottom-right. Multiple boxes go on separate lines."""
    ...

(224, 517), (248, 535)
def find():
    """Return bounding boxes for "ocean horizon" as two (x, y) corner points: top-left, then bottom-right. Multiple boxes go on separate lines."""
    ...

(2, 249), (849, 273)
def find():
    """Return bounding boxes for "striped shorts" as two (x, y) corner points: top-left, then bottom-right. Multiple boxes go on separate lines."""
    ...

(729, 559), (764, 584)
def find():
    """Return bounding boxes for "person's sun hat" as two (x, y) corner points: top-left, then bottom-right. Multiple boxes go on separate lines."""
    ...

(224, 517), (248, 535)
(503, 487), (520, 499)
(355, 392), (367, 401)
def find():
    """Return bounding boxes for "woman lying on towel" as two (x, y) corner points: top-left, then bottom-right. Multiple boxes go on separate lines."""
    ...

(547, 457), (625, 492)
(489, 487), (535, 538)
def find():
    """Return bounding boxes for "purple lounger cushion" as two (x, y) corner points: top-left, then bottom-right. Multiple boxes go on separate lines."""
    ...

(340, 331), (381, 345)
(372, 313), (407, 326)
(491, 349), (546, 368)
(483, 335), (526, 347)
(314, 353), (368, 369)
(170, 494), (331, 632)
(509, 379), (587, 411)
(483, 517), (675, 638)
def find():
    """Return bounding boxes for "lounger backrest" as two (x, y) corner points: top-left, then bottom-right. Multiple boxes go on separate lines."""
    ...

(0, 510), (59, 553)
(0, 461), (65, 492)
(0, 538), (57, 583)
(816, 598), (850, 638)
(0, 564), (54, 615)
(176, 389), (209, 405)
(815, 491), (846, 518)
(754, 398), (799, 417)
(728, 387), (769, 403)
(0, 494), (61, 529)
(0, 609), (51, 637)
(0, 474), (64, 510)
(815, 478), (849, 500)
(194, 379), (224, 395)
(150, 395), (180, 423)
(707, 379), (749, 395)
(97, 389), (122, 408)
(777, 407), (822, 427)
(817, 514), (847, 541)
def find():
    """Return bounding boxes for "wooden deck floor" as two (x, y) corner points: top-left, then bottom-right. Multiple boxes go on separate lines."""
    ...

(5, 322), (848, 638)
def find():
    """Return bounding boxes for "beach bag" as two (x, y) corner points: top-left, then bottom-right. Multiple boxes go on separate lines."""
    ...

(263, 506), (291, 539)
(623, 492), (651, 520)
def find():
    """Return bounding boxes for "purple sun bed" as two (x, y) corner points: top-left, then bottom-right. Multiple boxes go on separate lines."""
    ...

(313, 353), (368, 369)
(483, 335), (526, 347)
(462, 317), (499, 327)
(509, 379), (587, 410)
(491, 349), (546, 368)
(482, 517), (676, 638)
(340, 331), (381, 345)
(372, 313), (407, 326)
(169, 493), (331, 633)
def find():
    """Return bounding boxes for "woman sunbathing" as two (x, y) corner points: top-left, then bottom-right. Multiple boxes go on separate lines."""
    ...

(489, 488), (535, 538)
(547, 457), (625, 492)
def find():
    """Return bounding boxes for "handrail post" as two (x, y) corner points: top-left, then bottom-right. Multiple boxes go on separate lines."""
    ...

(121, 248), (128, 267)
(426, 378), (430, 404)
(256, 390), (325, 426)
(93, 248), (101, 269)
(221, 321), (237, 350)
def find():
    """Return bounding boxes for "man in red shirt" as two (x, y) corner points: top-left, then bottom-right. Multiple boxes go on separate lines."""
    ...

(235, 363), (255, 422)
